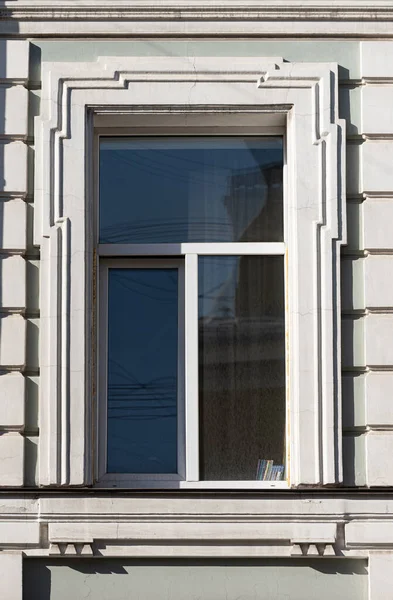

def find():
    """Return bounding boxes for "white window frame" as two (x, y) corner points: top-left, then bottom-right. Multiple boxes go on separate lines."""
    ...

(34, 55), (346, 488)
(97, 135), (288, 487)
(98, 258), (186, 485)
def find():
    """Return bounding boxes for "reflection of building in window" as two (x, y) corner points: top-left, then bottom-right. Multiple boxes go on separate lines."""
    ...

(99, 143), (283, 244)
(223, 161), (283, 242)
(202, 161), (284, 321)
(199, 255), (286, 481)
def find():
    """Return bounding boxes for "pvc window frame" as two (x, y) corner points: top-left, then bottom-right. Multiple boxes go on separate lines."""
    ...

(95, 128), (289, 489)
(98, 258), (186, 485)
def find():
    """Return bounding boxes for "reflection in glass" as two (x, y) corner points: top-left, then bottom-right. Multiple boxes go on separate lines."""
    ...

(199, 256), (286, 480)
(106, 268), (178, 473)
(100, 137), (283, 243)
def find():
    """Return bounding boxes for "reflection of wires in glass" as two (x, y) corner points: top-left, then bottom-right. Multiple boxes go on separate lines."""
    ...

(100, 147), (283, 244)
(100, 217), (235, 244)
(110, 150), (230, 190)
(109, 358), (141, 388)
(107, 387), (178, 424)
(110, 270), (177, 303)
(108, 377), (177, 421)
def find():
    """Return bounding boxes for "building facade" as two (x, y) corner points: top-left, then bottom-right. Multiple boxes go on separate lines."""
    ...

(1, 3), (393, 598)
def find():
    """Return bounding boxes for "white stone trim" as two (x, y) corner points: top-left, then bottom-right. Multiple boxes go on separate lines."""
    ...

(0, 142), (28, 195)
(0, 86), (28, 137)
(366, 372), (393, 426)
(48, 521), (337, 543)
(0, 316), (26, 369)
(35, 55), (346, 487)
(0, 41), (29, 81)
(45, 520), (340, 558)
(0, 522), (40, 546)
(0, 493), (393, 559)
(4, 4), (393, 36)
(347, 521), (393, 548)
(0, 256), (26, 310)
(361, 41), (393, 79)
(0, 200), (27, 252)
(0, 373), (25, 430)
(366, 432), (393, 486)
(0, 434), (24, 487)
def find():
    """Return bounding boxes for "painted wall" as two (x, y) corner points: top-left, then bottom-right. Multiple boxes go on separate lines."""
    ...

(1, 39), (391, 488)
(23, 559), (368, 600)
(1, 30), (393, 600)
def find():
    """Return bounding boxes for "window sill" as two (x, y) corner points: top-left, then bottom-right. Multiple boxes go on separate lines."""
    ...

(95, 480), (289, 490)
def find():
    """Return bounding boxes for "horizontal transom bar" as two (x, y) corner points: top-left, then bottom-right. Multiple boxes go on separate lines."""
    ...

(98, 243), (286, 256)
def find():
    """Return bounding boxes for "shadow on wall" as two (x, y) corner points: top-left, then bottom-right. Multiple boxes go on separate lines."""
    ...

(0, 25), (42, 479)
(22, 559), (369, 600)
(0, 24), (21, 350)
(0, 39), (7, 349)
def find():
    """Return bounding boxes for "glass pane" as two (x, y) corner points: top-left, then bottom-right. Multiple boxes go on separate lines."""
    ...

(99, 137), (283, 243)
(106, 268), (178, 474)
(199, 256), (285, 481)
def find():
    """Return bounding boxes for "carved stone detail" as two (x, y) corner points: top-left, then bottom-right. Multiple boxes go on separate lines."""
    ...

(35, 55), (346, 487)
(291, 543), (338, 557)
(49, 543), (94, 556)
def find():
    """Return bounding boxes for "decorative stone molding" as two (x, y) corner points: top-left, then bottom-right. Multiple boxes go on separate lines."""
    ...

(291, 543), (337, 557)
(346, 521), (393, 548)
(0, 522), (40, 548)
(35, 55), (346, 487)
(0, 40), (29, 81)
(47, 521), (337, 543)
(4, 3), (393, 37)
(3, 493), (393, 558)
(45, 519), (337, 558)
(0, 373), (25, 431)
(49, 543), (94, 556)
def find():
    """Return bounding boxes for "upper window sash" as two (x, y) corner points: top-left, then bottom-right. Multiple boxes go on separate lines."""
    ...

(98, 136), (285, 246)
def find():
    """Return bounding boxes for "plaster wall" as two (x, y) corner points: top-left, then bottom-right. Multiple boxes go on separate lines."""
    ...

(0, 32), (392, 600)
(23, 558), (368, 600)
(0, 38), (391, 488)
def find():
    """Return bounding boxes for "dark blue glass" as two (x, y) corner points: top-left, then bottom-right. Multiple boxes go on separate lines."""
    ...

(99, 137), (283, 243)
(107, 268), (178, 473)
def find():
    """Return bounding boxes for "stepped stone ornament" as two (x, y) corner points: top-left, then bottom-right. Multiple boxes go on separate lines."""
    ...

(35, 55), (346, 487)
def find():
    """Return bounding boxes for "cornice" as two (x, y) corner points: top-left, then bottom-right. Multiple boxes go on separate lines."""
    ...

(3, 1), (393, 36)
(3, 3), (393, 21)
(0, 493), (393, 556)
(2, 487), (393, 496)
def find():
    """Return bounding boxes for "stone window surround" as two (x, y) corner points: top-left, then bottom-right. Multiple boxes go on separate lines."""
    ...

(34, 55), (346, 487)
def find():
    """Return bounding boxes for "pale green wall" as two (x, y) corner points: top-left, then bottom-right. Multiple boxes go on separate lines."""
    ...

(26, 39), (364, 486)
(24, 559), (368, 600)
(32, 40), (360, 78)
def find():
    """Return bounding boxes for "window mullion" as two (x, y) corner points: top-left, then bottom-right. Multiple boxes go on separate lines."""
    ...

(185, 253), (199, 482)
